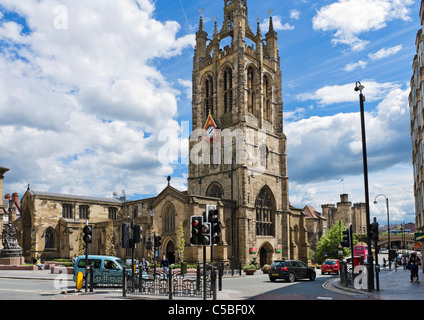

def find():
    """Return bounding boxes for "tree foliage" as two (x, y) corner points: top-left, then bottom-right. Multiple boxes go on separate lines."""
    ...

(311, 223), (356, 264)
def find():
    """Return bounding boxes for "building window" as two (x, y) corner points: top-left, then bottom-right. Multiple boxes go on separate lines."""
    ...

(204, 75), (214, 117)
(207, 183), (223, 199)
(133, 206), (138, 218)
(79, 205), (89, 220)
(44, 228), (55, 249)
(223, 67), (233, 113)
(162, 203), (175, 234)
(62, 204), (73, 219)
(255, 188), (275, 236)
(247, 67), (255, 114)
(108, 207), (117, 220)
(263, 75), (272, 122)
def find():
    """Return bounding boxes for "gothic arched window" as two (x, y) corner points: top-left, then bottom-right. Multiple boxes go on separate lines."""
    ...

(255, 188), (275, 236)
(44, 228), (55, 249)
(206, 183), (224, 199)
(204, 75), (214, 118)
(223, 67), (233, 113)
(162, 203), (176, 234)
(247, 67), (255, 114)
(263, 75), (272, 122)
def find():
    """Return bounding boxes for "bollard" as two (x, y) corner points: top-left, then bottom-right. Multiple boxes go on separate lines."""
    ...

(122, 267), (127, 297)
(196, 262), (201, 291)
(89, 264), (94, 292)
(212, 267), (217, 300)
(218, 263), (223, 291)
(168, 267), (173, 300)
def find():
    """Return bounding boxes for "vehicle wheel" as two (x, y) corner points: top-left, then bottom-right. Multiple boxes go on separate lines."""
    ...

(321, 271), (325, 275)
(287, 272), (296, 283)
(269, 276), (276, 282)
(309, 273), (316, 281)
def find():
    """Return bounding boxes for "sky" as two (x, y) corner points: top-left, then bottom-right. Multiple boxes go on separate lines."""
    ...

(0, 0), (420, 224)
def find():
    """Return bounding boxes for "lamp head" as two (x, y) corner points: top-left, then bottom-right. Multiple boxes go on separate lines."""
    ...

(355, 81), (365, 92)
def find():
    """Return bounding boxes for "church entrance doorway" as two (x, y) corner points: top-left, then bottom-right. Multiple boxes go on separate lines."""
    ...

(166, 240), (175, 264)
(259, 242), (273, 266)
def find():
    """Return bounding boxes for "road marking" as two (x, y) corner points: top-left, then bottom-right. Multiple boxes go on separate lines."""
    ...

(322, 278), (357, 296)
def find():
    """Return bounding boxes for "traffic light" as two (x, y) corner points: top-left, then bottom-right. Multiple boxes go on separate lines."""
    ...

(133, 225), (143, 243)
(154, 235), (162, 248)
(83, 225), (93, 244)
(190, 215), (203, 245)
(121, 223), (131, 248)
(341, 226), (352, 248)
(146, 235), (153, 251)
(370, 220), (379, 241)
(208, 208), (221, 245)
(200, 222), (211, 246)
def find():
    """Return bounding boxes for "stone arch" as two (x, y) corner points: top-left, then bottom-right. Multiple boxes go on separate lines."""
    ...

(259, 241), (273, 266)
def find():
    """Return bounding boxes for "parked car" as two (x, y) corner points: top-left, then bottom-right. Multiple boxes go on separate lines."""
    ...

(269, 260), (316, 282)
(321, 259), (341, 275)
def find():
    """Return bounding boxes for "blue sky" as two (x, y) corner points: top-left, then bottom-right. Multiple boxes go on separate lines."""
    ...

(0, 0), (420, 223)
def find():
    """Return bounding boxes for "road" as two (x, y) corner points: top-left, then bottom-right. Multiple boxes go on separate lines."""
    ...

(220, 272), (371, 300)
(0, 270), (372, 300)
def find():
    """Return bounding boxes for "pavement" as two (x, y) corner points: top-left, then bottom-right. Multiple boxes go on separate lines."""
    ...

(332, 266), (424, 300)
(1, 266), (424, 300)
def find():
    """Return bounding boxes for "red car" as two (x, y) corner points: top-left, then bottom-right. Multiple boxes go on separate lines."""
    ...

(321, 259), (341, 275)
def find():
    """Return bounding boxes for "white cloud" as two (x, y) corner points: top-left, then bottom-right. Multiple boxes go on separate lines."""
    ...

(368, 45), (403, 60)
(0, 0), (194, 197)
(344, 60), (367, 71)
(287, 84), (413, 221)
(312, 0), (413, 51)
(261, 16), (294, 32)
(297, 80), (400, 106)
(290, 10), (300, 20)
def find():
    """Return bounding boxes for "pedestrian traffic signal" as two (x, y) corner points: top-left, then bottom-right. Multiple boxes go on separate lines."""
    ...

(208, 208), (221, 245)
(190, 215), (203, 245)
(201, 222), (211, 246)
(83, 225), (93, 244)
(370, 220), (379, 241)
(121, 223), (131, 248)
(133, 225), (143, 243)
(146, 235), (153, 251)
(341, 226), (352, 248)
(154, 235), (162, 247)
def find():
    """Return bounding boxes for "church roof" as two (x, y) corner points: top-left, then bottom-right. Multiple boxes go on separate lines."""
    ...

(304, 205), (326, 220)
(29, 190), (122, 204)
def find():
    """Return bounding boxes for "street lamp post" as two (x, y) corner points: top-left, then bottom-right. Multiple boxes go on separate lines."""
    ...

(355, 81), (374, 291)
(374, 194), (391, 270)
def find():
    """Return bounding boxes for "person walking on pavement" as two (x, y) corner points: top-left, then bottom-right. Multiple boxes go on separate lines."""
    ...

(160, 255), (169, 279)
(409, 253), (421, 283)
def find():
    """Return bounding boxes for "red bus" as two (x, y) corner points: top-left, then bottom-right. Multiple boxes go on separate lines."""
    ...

(354, 245), (368, 258)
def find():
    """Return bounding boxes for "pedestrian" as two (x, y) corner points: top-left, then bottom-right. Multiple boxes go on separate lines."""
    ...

(160, 255), (169, 279)
(409, 253), (421, 283)
(35, 257), (43, 270)
(72, 254), (78, 267)
(383, 257), (386, 268)
(140, 257), (149, 272)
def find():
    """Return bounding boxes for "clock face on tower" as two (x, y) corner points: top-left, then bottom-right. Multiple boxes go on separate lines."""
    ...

(204, 114), (219, 143)
(205, 125), (215, 139)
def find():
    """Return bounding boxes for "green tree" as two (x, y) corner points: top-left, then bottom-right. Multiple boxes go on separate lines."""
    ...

(176, 222), (185, 263)
(105, 220), (117, 257)
(312, 223), (356, 264)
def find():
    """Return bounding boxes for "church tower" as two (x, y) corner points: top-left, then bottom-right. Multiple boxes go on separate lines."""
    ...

(188, 0), (300, 265)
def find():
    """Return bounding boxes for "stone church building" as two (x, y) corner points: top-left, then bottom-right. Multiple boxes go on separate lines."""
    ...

(4, 0), (310, 267)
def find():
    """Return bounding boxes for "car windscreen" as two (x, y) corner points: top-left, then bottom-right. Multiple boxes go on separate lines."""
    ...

(324, 261), (337, 265)
(116, 258), (130, 268)
(271, 261), (286, 268)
